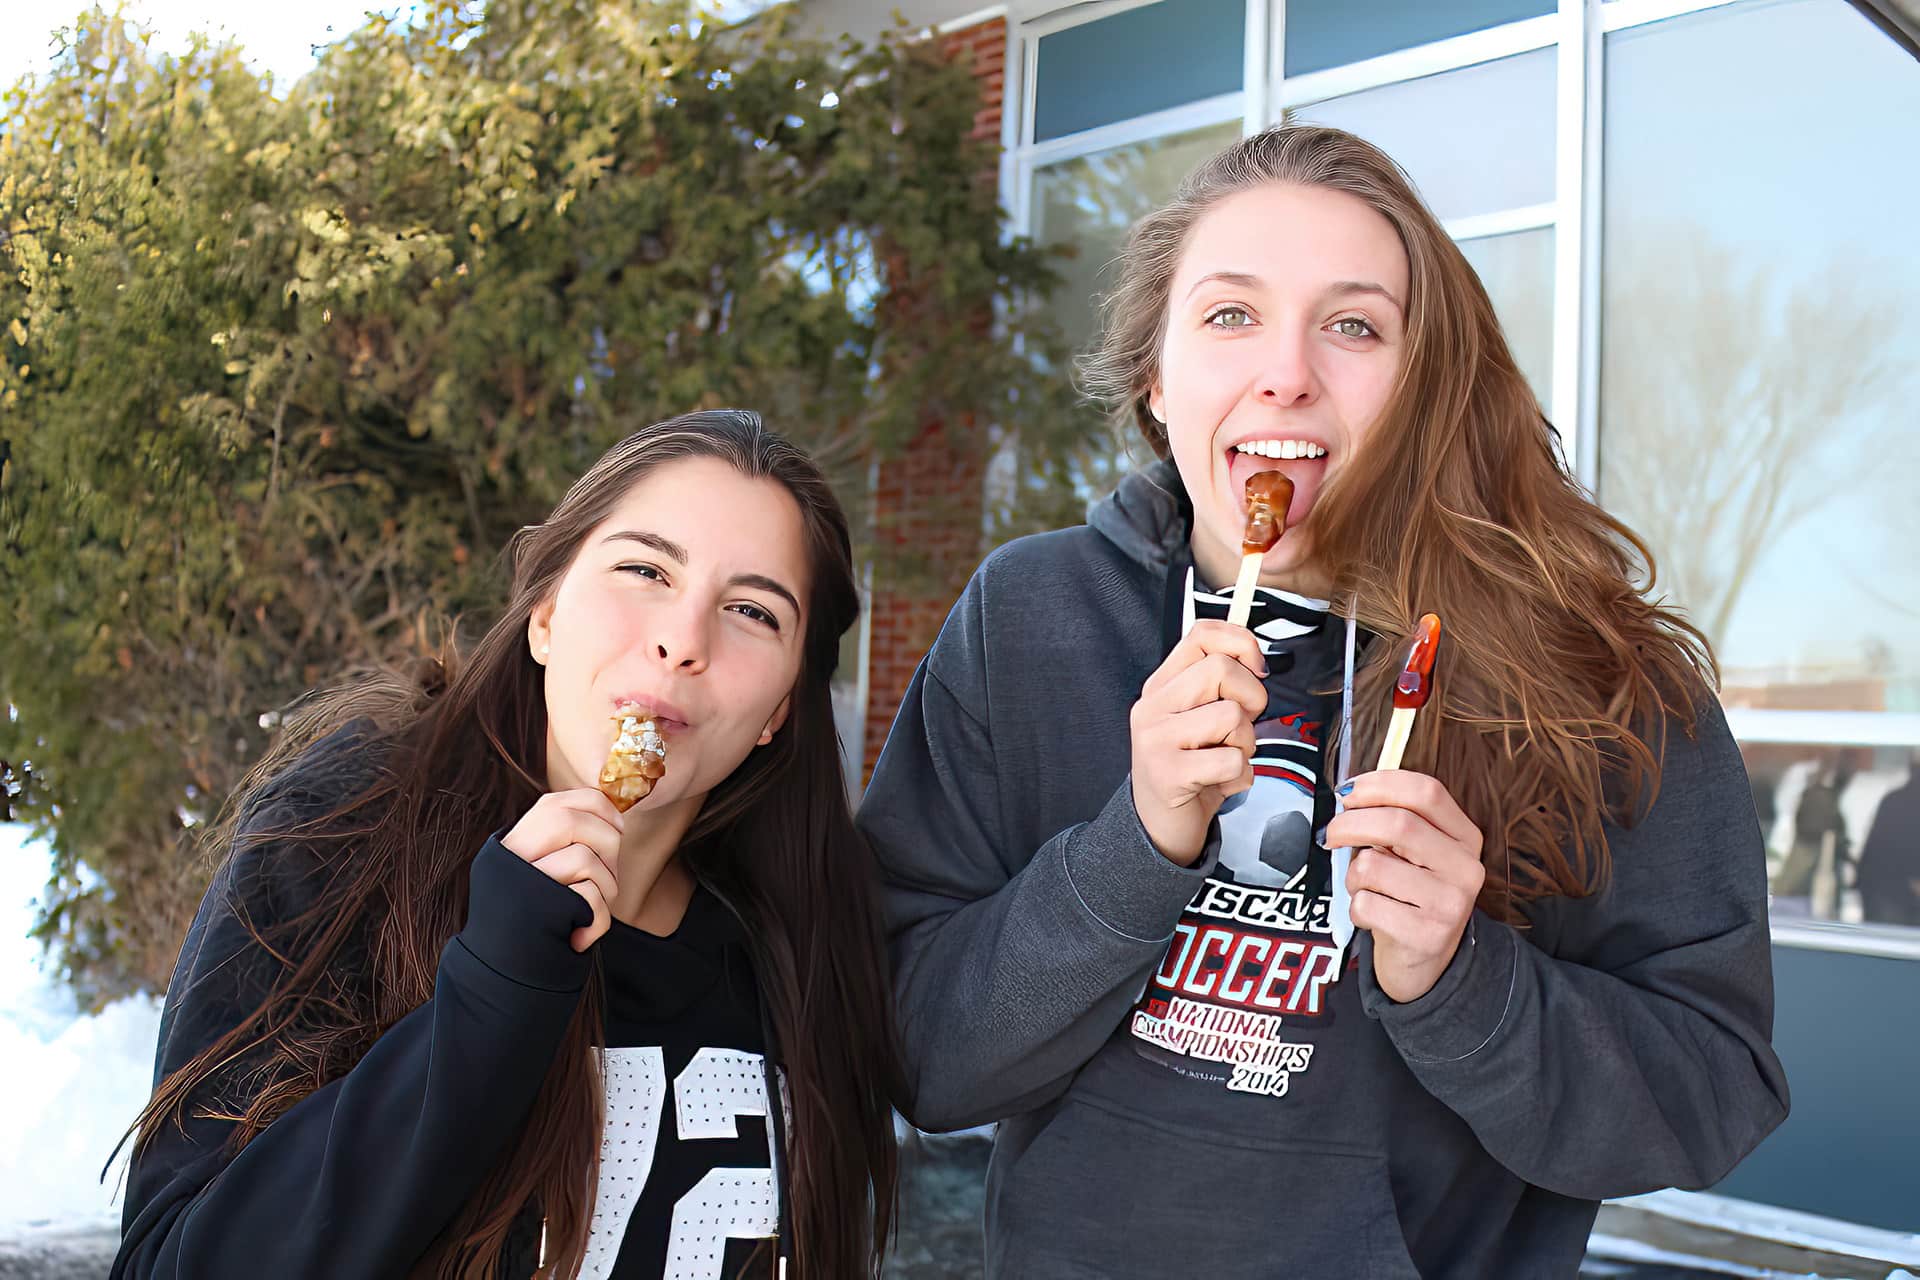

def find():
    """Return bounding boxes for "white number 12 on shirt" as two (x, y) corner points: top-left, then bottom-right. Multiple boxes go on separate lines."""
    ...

(580, 1047), (779, 1280)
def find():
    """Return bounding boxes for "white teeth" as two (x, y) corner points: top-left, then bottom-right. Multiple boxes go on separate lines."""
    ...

(1234, 440), (1325, 459)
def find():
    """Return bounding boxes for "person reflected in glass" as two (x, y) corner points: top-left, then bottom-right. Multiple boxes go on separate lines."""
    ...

(1774, 752), (1853, 918)
(1857, 754), (1920, 927)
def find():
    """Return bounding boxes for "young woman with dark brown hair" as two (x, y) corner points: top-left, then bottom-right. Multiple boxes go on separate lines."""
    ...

(114, 409), (899, 1279)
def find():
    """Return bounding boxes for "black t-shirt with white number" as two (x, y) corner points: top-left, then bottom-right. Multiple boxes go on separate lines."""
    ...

(582, 886), (777, 1280)
(111, 718), (787, 1280)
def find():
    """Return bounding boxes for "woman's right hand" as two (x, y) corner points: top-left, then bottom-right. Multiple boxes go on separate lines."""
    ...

(1129, 619), (1268, 866)
(500, 790), (626, 952)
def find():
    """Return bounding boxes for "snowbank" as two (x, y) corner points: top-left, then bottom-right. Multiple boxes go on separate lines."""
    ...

(0, 825), (163, 1234)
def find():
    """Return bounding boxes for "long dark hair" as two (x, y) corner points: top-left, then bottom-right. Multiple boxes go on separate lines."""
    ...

(128, 409), (901, 1276)
(1082, 126), (1712, 914)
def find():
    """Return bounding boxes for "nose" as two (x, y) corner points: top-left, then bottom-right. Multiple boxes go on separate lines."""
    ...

(649, 603), (711, 676)
(1254, 329), (1318, 409)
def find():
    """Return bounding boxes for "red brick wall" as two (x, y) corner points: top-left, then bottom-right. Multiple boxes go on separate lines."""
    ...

(860, 16), (1007, 781)
(945, 16), (1007, 143)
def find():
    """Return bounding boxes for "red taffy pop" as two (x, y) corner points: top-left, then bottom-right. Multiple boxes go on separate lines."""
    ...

(1393, 614), (1443, 711)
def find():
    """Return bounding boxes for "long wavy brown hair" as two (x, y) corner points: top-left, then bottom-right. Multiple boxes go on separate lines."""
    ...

(125, 410), (901, 1276)
(1082, 125), (1714, 915)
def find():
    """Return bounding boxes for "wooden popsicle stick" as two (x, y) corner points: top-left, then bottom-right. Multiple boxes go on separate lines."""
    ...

(1225, 551), (1264, 629)
(1376, 705), (1417, 771)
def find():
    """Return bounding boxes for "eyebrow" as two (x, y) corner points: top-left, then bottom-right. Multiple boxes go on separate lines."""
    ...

(1183, 271), (1405, 314)
(603, 530), (802, 619)
(1183, 270), (1262, 302)
(605, 530), (689, 562)
(1327, 279), (1405, 312)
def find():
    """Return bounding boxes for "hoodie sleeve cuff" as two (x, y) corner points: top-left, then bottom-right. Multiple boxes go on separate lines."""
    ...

(456, 834), (595, 993)
(1060, 780), (1218, 944)
(1359, 912), (1519, 1064)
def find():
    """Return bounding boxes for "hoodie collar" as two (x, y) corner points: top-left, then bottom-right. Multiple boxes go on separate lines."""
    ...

(1086, 457), (1192, 577)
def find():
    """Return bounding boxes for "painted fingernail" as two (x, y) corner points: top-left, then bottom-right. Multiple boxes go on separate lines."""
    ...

(1335, 781), (1354, 797)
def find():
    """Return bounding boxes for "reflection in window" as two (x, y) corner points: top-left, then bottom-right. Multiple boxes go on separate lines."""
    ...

(1746, 743), (1920, 929)
(1031, 122), (1243, 362)
(1027, 122), (1243, 491)
(1458, 228), (1553, 411)
(1284, 0), (1555, 76)
(1598, 0), (1920, 714)
(1287, 49), (1555, 222)
(1033, 0), (1243, 142)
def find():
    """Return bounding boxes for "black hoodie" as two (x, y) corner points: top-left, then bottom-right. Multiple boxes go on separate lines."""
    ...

(858, 460), (1791, 1278)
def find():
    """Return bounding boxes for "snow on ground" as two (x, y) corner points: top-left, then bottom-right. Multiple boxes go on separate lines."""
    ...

(0, 824), (163, 1235)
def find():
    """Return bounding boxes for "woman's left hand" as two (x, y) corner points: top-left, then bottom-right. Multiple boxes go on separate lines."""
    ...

(1325, 770), (1486, 1004)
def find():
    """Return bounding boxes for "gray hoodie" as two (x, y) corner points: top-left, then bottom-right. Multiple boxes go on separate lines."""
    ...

(858, 461), (1789, 1279)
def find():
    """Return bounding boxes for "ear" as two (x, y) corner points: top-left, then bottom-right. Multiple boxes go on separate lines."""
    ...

(1147, 383), (1167, 425)
(758, 693), (793, 746)
(527, 600), (555, 666)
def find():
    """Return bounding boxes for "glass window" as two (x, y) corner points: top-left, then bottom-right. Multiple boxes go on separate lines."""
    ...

(1284, 0), (1555, 76)
(1598, 0), (1920, 715)
(1033, 0), (1244, 142)
(1030, 121), (1244, 361)
(1458, 228), (1553, 411)
(1745, 742), (1920, 930)
(1287, 48), (1555, 222)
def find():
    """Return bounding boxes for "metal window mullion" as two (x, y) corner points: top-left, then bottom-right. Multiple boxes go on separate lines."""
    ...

(1011, 151), (1035, 239)
(935, 3), (1012, 35)
(1549, 0), (1588, 469)
(1019, 0), (1168, 40)
(1444, 201), (1559, 241)
(1001, 20), (1029, 237)
(1019, 24), (1041, 149)
(1600, 0), (1745, 34)
(1575, 0), (1605, 494)
(1276, 13), (1559, 108)
(1268, 0), (1287, 124)
(1242, 0), (1269, 136)
(1765, 920), (1920, 963)
(1724, 708), (1920, 747)
(1021, 90), (1246, 166)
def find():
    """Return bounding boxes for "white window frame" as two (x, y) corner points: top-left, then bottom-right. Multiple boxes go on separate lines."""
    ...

(999, 0), (1920, 957)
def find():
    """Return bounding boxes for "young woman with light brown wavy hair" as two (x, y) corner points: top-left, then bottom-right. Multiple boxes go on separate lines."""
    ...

(859, 126), (1788, 1277)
